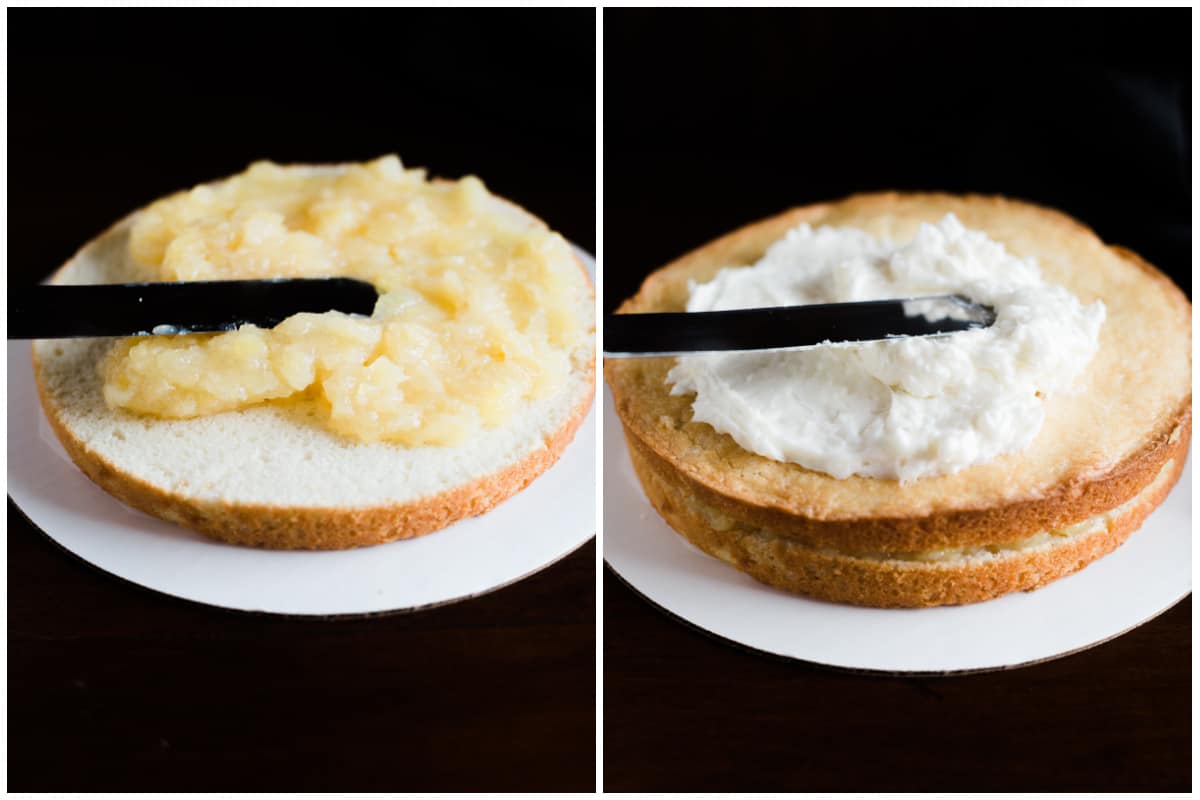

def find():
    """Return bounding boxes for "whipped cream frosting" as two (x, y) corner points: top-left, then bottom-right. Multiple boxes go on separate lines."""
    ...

(666, 214), (1106, 482)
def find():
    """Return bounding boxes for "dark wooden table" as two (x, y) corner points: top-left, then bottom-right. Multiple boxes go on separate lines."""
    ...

(603, 568), (1190, 792)
(8, 503), (596, 792)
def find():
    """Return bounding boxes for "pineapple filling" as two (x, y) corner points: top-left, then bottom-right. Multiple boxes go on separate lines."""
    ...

(692, 459), (1173, 564)
(100, 156), (590, 446)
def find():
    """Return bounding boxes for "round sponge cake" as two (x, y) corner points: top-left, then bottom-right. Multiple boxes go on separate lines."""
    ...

(605, 193), (1189, 607)
(34, 167), (595, 550)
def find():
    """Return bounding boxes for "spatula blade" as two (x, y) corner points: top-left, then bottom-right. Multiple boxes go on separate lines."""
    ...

(603, 295), (995, 357)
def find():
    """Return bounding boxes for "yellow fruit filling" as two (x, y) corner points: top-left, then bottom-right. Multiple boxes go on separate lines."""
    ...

(100, 156), (589, 446)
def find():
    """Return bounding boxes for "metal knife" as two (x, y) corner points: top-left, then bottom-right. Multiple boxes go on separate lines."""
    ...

(9, 279), (380, 339)
(603, 295), (995, 357)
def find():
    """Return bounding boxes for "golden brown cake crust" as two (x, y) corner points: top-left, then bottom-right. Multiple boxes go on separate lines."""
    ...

(606, 192), (1190, 604)
(627, 426), (1188, 608)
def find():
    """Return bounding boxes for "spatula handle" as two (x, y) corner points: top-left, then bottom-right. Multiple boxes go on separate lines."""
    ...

(9, 279), (380, 339)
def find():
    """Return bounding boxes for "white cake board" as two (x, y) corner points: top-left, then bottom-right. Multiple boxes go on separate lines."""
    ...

(6, 252), (597, 617)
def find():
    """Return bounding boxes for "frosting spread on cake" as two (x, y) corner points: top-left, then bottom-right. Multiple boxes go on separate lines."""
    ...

(666, 214), (1105, 482)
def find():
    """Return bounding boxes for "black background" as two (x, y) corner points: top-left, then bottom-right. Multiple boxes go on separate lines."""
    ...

(10, 10), (595, 286)
(603, 9), (1190, 793)
(604, 10), (1190, 310)
(9, 10), (595, 792)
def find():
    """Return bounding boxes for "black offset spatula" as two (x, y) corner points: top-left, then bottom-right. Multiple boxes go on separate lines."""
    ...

(9, 279), (380, 339)
(604, 294), (996, 356)
(11, 281), (996, 351)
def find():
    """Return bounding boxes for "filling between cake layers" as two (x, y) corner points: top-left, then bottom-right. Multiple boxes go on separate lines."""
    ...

(99, 156), (591, 447)
(666, 214), (1106, 482)
(683, 459), (1174, 566)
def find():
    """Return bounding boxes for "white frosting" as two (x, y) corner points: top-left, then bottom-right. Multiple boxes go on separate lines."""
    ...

(666, 214), (1106, 482)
